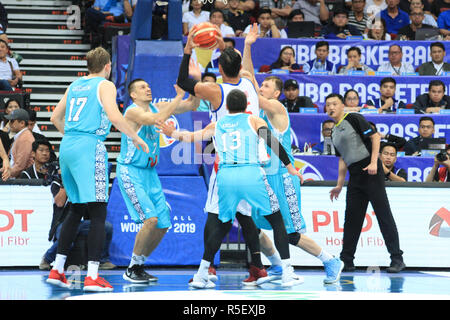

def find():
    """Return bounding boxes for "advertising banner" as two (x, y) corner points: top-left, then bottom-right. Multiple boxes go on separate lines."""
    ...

(261, 186), (450, 268)
(0, 185), (53, 266)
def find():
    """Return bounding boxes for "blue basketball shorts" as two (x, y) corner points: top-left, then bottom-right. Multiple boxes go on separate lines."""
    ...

(59, 134), (108, 204)
(116, 163), (171, 228)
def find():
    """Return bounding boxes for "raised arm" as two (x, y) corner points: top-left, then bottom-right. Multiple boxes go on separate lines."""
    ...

(158, 121), (216, 143)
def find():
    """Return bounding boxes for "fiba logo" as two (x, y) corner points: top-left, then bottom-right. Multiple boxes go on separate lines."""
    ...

(429, 207), (450, 238)
(293, 157), (324, 181)
(159, 116), (179, 148)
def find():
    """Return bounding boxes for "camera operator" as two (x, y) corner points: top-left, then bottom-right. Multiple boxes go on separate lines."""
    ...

(425, 145), (450, 182)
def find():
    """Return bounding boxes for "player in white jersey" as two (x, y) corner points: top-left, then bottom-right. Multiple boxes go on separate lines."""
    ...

(176, 27), (294, 287)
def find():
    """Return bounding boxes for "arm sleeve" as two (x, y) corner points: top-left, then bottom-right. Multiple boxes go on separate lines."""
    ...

(177, 53), (199, 96)
(257, 126), (291, 166)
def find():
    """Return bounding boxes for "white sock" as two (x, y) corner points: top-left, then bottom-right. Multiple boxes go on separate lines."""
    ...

(129, 253), (146, 268)
(198, 259), (210, 277)
(267, 252), (282, 266)
(87, 261), (99, 280)
(317, 249), (334, 263)
(53, 254), (67, 273)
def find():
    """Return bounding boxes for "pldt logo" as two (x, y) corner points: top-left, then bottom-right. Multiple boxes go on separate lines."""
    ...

(429, 208), (450, 238)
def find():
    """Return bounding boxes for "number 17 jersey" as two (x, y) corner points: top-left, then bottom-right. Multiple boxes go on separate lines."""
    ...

(65, 77), (112, 140)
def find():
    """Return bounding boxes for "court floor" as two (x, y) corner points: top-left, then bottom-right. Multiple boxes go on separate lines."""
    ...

(1, 267), (450, 301)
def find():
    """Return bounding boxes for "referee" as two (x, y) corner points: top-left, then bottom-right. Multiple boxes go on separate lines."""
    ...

(325, 94), (405, 273)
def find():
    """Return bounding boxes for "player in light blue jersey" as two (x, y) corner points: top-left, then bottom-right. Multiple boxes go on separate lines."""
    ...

(48, 47), (149, 292)
(116, 79), (187, 284)
(242, 28), (345, 284)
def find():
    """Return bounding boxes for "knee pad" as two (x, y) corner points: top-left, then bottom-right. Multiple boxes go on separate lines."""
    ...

(288, 232), (301, 246)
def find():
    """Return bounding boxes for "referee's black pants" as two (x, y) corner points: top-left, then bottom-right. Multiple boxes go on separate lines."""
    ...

(340, 158), (403, 265)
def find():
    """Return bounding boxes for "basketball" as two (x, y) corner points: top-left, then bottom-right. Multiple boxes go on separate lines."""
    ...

(192, 22), (218, 50)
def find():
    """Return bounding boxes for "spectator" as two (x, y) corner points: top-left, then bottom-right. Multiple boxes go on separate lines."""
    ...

(312, 119), (335, 154)
(343, 89), (364, 112)
(409, 0), (438, 27)
(365, 0), (387, 20)
(284, 9), (308, 38)
(182, 0), (210, 35)
(209, 9), (235, 37)
(20, 140), (51, 180)
(1, 97), (20, 136)
(38, 161), (116, 271)
(226, 0), (252, 36)
(5, 108), (35, 178)
(417, 42), (450, 76)
(321, 8), (363, 39)
(0, 33), (23, 64)
(380, 0), (410, 35)
(399, 0), (431, 14)
(379, 143), (407, 182)
(279, 79), (315, 112)
(403, 116), (436, 155)
(377, 44), (415, 75)
(85, 0), (126, 45)
(242, 8), (287, 38)
(0, 39), (21, 91)
(413, 80), (450, 114)
(437, 9), (450, 38)
(365, 17), (391, 39)
(290, 0), (330, 26)
(348, 0), (370, 34)
(269, 46), (301, 72)
(215, 0), (256, 13)
(302, 41), (337, 74)
(425, 144), (450, 182)
(431, 0), (450, 20)
(397, 7), (437, 40)
(367, 77), (406, 113)
(338, 46), (375, 75)
(259, 0), (294, 29)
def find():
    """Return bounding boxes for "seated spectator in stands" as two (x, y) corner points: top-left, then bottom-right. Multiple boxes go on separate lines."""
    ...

(0, 39), (22, 92)
(226, 0), (252, 37)
(367, 77), (406, 113)
(365, 0), (387, 20)
(302, 41), (337, 74)
(210, 9), (236, 37)
(343, 89), (364, 112)
(20, 140), (51, 180)
(425, 144), (450, 182)
(398, 7), (437, 40)
(348, 0), (370, 34)
(417, 42), (450, 76)
(85, 0), (126, 37)
(321, 8), (363, 39)
(269, 46), (302, 72)
(5, 108), (35, 178)
(437, 9), (450, 38)
(1, 98), (20, 136)
(413, 80), (450, 114)
(338, 46), (375, 75)
(182, 0), (210, 35)
(379, 143), (408, 181)
(242, 8), (288, 38)
(38, 160), (116, 271)
(365, 17), (392, 39)
(377, 44), (415, 75)
(0, 33), (22, 64)
(290, 0), (330, 26)
(380, 0), (410, 35)
(280, 79), (315, 112)
(0, 139), (10, 181)
(312, 119), (335, 154)
(409, 0), (438, 27)
(259, 0), (294, 29)
(431, 0), (450, 21)
(215, 0), (255, 13)
(403, 116), (436, 155)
